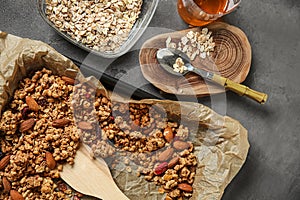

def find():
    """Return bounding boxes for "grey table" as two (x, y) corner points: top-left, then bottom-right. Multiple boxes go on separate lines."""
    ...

(1, 0), (299, 199)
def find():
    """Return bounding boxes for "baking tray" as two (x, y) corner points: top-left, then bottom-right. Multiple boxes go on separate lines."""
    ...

(67, 56), (212, 104)
(68, 56), (165, 100)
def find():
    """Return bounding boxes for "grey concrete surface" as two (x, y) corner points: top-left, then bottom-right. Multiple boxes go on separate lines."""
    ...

(0, 0), (300, 199)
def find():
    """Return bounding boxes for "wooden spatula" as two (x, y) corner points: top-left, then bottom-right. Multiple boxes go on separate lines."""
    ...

(60, 146), (129, 200)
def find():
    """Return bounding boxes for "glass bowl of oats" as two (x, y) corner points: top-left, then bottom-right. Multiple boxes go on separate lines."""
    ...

(37, 0), (159, 58)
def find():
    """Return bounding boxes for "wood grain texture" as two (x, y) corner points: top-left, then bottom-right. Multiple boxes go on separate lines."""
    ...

(139, 22), (252, 97)
(60, 146), (129, 200)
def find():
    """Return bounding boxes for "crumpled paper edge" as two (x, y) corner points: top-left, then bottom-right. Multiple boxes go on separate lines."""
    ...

(0, 33), (250, 200)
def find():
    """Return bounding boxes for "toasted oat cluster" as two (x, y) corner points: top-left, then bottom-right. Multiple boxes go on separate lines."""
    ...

(173, 57), (187, 74)
(45, 0), (143, 52)
(0, 69), (81, 199)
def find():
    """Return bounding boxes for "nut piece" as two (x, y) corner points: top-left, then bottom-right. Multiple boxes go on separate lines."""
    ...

(167, 156), (180, 169)
(154, 162), (168, 175)
(77, 121), (93, 130)
(173, 57), (187, 74)
(62, 76), (75, 85)
(25, 96), (40, 112)
(10, 190), (24, 200)
(20, 118), (35, 132)
(45, 151), (56, 170)
(0, 155), (10, 170)
(158, 148), (174, 162)
(177, 183), (193, 192)
(163, 126), (174, 142)
(2, 176), (11, 192)
(173, 141), (190, 150)
(52, 119), (71, 128)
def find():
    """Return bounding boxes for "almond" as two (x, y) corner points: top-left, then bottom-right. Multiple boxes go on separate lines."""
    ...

(158, 148), (174, 162)
(52, 119), (71, 128)
(154, 162), (168, 175)
(173, 141), (190, 150)
(45, 151), (56, 170)
(2, 177), (11, 192)
(163, 126), (174, 142)
(62, 76), (75, 85)
(177, 183), (193, 192)
(77, 121), (93, 130)
(0, 155), (10, 170)
(20, 118), (35, 132)
(10, 190), (24, 200)
(167, 156), (180, 169)
(25, 96), (39, 112)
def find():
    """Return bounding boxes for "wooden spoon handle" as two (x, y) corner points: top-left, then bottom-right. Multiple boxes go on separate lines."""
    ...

(212, 74), (268, 104)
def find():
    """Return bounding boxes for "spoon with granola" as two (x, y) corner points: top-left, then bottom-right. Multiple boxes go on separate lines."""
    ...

(157, 48), (268, 104)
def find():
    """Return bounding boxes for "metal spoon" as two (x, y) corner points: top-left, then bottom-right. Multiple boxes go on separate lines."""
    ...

(156, 48), (268, 104)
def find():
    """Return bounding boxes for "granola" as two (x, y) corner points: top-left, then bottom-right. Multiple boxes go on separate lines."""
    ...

(0, 69), (80, 199)
(0, 68), (197, 199)
(73, 84), (198, 199)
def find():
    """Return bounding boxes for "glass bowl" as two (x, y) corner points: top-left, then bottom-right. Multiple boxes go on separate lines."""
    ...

(37, 0), (159, 58)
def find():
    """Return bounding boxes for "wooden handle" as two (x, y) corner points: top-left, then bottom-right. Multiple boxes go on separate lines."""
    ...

(212, 74), (268, 104)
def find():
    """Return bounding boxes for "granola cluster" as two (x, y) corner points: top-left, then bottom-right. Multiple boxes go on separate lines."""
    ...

(0, 69), (81, 199)
(45, 0), (143, 52)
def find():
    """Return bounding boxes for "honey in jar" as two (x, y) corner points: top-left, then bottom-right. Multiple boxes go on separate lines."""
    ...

(177, 0), (239, 26)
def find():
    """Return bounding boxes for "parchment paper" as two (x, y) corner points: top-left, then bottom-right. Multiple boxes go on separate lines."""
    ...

(0, 32), (249, 200)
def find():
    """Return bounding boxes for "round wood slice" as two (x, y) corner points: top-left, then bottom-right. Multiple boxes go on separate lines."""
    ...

(139, 22), (252, 97)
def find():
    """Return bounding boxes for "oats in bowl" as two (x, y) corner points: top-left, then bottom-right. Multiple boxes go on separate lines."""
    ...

(38, 0), (159, 57)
